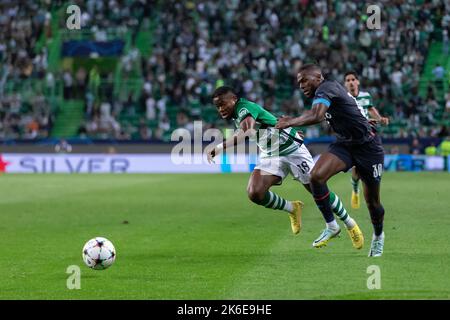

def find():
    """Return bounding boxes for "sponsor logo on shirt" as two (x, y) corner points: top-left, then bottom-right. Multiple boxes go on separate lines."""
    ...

(238, 108), (249, 119)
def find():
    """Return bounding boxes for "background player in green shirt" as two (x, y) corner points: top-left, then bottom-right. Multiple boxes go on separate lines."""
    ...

(344, 71), (389, 209)
(207, 86), (363, 249)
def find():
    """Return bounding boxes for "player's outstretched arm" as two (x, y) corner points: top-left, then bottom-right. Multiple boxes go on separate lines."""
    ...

(207, 116), (256, 163)
(368, 107), (389, 126)
(275, 103), (328, 129)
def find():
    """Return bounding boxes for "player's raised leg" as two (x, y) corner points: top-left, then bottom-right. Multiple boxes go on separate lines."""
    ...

(309, 152), (347, 247)
(362, 181), (385, 257)
(351, 166), (361, 209)
(247, 169), (304, 234)
(329, 191), (364, 249)
(302, 183), (363, 249)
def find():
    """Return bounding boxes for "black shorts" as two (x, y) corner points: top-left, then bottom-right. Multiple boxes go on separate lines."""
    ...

(328, 136), (384, 185)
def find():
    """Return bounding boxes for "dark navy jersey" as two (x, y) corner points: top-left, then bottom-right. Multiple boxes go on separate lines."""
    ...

(313, 80), (374, 145)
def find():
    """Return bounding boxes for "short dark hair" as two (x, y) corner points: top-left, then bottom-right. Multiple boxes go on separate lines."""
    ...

(344, 70), (359, 80)
(212, 86), (236, 99)
(299, 63), (322, 74)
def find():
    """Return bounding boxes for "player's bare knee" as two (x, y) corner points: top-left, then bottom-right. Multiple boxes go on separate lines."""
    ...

(310, 168), (327, 185)
(247, 187), (265, 204)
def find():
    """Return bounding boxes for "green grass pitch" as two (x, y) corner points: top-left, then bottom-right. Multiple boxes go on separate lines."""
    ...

(0, 172), (449, 299)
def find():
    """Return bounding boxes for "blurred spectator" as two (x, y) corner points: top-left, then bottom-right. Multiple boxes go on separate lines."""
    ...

(155, 115), (171, 140)
(138, 118), (152, 140)
(389, 146), (400, 155)
(432, 63), (445, 90)
(55, 139), (73, 153)
(175, 110), (194, 135)
(88, 66), (101, 100)
(156, 96), (167, 120)
(145, 96), (156, 120)
(446, 91), (450, 112)
(425, 143), (438, 156)
(410, 138), (423, 155)
(75, 67), (87, 99)
(63, 70), (74, 100)
(443, 28), (449, 55)
(439, 138), (450, 156)
(438, 125), (448, 138)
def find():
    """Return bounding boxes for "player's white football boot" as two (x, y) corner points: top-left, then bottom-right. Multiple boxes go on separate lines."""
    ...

(312, 227), (341, 248)
(368, 232), (384, 257)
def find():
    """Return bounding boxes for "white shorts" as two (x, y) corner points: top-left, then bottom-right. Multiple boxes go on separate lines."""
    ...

(254, 144), (315, 185)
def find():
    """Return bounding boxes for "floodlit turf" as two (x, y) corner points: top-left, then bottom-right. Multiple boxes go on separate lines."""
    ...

(0, 172), (449, 299)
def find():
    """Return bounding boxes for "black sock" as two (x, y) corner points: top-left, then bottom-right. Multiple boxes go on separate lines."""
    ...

(311, 183), (334, 223)
(369, 205), (385, 236)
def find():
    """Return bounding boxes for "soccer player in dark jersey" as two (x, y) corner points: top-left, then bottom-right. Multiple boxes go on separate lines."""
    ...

(207, 86), (363, 250)
(344, 71), (389, 209)
(276, 64), (385, 257)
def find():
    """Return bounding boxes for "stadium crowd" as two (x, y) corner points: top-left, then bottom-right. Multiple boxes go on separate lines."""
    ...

(0, 0), (54, 139)
(145, 0), (449, 139)
(0, 0), (449, 143)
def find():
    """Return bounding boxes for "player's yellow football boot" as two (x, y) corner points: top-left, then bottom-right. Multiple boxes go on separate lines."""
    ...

(351, 190), (360, 209)
(347, 223), (364, 249)
(289, 201), (304, 235)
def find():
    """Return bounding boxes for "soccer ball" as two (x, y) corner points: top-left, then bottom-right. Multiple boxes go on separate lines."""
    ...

(82, 237), (116, 270)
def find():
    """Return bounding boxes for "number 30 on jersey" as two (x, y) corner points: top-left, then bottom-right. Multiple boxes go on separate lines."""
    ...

(372, 163), (383, 178)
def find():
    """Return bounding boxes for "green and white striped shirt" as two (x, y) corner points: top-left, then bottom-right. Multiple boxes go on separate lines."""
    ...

(355, 90), (373, 119)
(233, 98), (301, 158)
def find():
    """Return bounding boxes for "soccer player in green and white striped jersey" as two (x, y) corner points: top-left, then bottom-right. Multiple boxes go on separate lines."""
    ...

(207, 86), (363, 249)
(344, 71), (389, 209)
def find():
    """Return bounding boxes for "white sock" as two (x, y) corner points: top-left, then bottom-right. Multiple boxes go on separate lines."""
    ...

(283, 201), (293, 213)
(344, 217), (356, 229)
(326, 219), (340, 231)
(374, 232), (385, 240)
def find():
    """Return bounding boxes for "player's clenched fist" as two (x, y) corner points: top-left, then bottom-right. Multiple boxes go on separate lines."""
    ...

(206, 147), (216, 164)
(379, 117), (389, 126)
(206, 143), (223, 164)
(275, 116), (294, 129)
